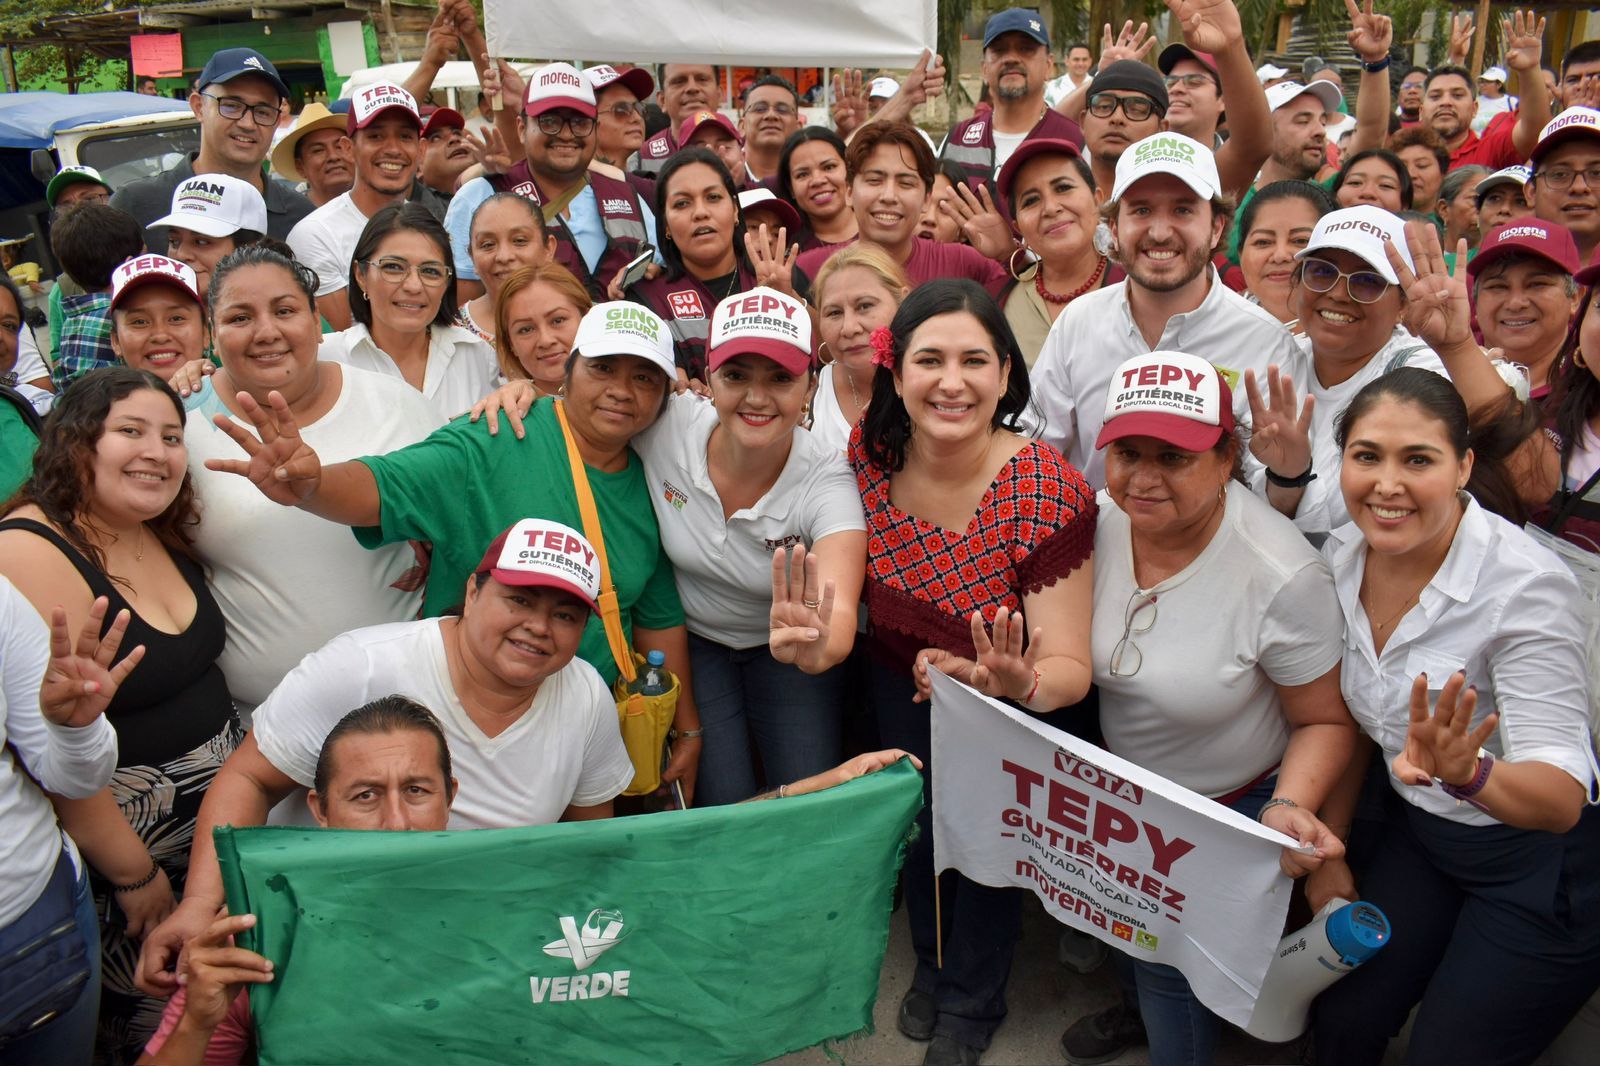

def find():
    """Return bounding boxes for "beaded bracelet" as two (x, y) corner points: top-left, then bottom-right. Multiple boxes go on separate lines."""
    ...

(112, 862), (160, 893)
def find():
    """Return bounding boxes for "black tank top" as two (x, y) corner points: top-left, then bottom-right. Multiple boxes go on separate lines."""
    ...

(0, 518), (234, 767)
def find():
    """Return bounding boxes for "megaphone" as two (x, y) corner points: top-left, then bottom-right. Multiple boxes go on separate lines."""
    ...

(1243, 897), (1391, 1043)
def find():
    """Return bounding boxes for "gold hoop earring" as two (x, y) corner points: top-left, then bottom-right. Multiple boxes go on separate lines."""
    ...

(818, 341), (832, 365)
(1008, 244), (1037, 282)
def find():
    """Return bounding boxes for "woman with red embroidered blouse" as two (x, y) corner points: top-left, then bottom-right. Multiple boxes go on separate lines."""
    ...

(851, 278), (1095, 1062)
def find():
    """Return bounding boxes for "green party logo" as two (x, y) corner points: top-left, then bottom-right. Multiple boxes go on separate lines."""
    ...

(606, 305), (660, 341)
(1133, 136), (1196, 168)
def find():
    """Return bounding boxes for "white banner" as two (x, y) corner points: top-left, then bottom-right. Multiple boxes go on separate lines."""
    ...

(929, 670), (1304, 1027)
(483, 0), (935, 68)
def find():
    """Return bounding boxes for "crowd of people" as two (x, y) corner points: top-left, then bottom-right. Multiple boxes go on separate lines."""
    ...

(4, 0), (1600, 1063)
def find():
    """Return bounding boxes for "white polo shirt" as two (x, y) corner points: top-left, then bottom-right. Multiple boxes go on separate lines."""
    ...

(252, 619), (636, 830)
(1324, 498), (1595, 826)
(1276, 328), (1449, 543)
(286, 191), (369, 296)
(1032, 269), (1303, 488)
(320, 323), (499, 421)
(633, 393), (865, 649)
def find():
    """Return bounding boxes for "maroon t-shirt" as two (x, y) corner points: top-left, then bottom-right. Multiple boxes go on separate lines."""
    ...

(797, 237), (1009, 298)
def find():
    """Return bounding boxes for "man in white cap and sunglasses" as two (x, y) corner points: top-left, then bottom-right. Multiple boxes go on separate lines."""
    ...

(289, 82), (427, 330)
(1032, 132), (1308, 504)
(114, 48), (312, 253)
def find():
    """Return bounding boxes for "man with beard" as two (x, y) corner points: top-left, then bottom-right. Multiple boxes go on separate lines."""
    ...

(1526, 108), (1600, 267)
(739, 76), (804, 183)
(1255, 80), (1345, 186)
(635, 64), (721, 177)
(271, 104), (355, 209)
(1031, 132), (1303, 495)
(940, 8), (1083, 186)
(114, 49), (312, 253)
(288, 84), (425, 330)
(444, 63), (657, 303)
(1420, 11), (1550, 169)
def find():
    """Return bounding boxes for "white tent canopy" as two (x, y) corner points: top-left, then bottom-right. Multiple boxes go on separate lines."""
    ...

(482, 0), (934, 68)
(338, 60), (542, 99)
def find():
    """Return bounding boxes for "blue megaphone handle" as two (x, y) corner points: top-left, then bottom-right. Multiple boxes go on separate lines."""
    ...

(1325, 901), (1390, 967)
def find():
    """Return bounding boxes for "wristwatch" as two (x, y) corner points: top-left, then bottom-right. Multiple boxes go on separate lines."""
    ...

(1439, 749), (1494, 806)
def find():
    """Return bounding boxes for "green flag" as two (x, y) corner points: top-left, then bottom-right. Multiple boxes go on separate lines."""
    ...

(216, 759), (923, 1065)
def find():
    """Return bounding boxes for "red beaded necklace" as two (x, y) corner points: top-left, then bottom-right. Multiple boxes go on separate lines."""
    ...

(1035, 255), (1108, 305)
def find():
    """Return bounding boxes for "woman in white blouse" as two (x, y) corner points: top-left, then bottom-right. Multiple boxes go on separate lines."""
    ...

(319, 203), (498, 420)
(1311, 367), (1600, 1065)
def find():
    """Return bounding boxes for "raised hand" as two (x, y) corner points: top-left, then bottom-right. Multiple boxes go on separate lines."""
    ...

(204, 391), (324, 507)
(1392, 670), (1498, 787)
(939, 182), (1015, 261)
(901, 49), (946, 108)
(421, 3), (460, 68)
(1344, 0), (1393, 64)
(768, 546), (836, 672)
(479, 53), (523, 112)
(1099, 20), (1157, 68)
(39, 597), (145, 727)
(1164, 0), (1242, 55)
(462, 125), (513, 175)
(1245, 365), (1314, 483)
(1387, 221), (1473, 352)
(1447, 14), (1474, 67)
(178, 911), (274, 1034)
(830, 68), (869, 137)
(744, 224), (801, 296)
(1502, 10), (1547, 73)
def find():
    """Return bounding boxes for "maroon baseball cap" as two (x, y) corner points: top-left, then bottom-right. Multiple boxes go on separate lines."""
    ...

(347, 83), (422, 135)
(1468, 219), (1580, 279)
(420, 106), (465, 138)
(678, 109), (742, 147)
(1576, 246), (1600, 286)
(473, 519), (601, 613)
(995, 137), (1083, 218)
(1158, 43), (1220, 82)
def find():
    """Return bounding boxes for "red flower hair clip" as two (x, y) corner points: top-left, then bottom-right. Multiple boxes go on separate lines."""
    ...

(869, 327), (897, 369)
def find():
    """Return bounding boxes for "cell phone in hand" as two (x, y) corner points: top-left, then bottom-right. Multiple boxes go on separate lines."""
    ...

(618, 244), (655, 290)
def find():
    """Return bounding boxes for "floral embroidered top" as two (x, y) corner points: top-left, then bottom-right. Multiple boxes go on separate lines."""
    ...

(850, 427), (1097, 672)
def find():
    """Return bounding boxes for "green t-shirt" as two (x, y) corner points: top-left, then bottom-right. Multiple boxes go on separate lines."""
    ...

(0, 397), (39, 499)
(354, 398), (685, 686)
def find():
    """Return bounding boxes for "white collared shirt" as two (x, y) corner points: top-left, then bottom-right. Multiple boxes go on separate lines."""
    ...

(1324, 498), (1595, 825)
(1267, 327), (1448, 545)
(633, 392), (865, 648)
(320, 323), (498, 421)
(1032, 268), (1303, 488)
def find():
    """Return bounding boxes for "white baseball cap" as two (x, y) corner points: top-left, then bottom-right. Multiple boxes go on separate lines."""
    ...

(708, 287), (813, 376)
(1480, 66), (1508, 84)
(150, 173), (268, 237)
(349, 82), (421, 132)
(1096, 351), (1235, 452)
(524, 62), (597, 119)
(1531, 107), (1600, 165)
(1264, 79), (1343, 115)
(109, 254), (201, 312)
(474, 519), (601, 613)
(1255, 63), (1290, 84)
(584, 64), (654, 101)
(571, 301), (676, 378)
(868, 77), (900, 100)
(1111, 132), (1220, 201)
(1296, 205), (1414, 284)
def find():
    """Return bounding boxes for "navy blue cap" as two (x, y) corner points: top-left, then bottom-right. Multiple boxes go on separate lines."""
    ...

(197, 49), (289, 100)
(983, 8), (1050, 50)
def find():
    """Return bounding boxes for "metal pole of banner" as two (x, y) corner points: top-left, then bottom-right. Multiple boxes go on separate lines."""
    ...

(934, 872), (944, 969)
(823, 65), (831, 128)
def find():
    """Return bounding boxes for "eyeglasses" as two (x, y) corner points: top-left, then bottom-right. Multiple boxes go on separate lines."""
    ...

(1299, 256), (1391, 304)
(1087, 92), (1161, 121)
(1534, 165), (1600, 190)
(362, 256), (452, 286)
(1163, 73), (1214, 91)
(1400, 80), (1426, 91)
(199, 92), (281, 127)
(1108, 591), (1157, 678)
(534, 113), (595, 137)
(602, 102), (646, 119)
(745, 102), (797, 116)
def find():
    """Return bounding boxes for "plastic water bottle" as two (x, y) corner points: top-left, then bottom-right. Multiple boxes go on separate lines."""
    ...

(1243, 898), (1391, 1043)
(628, 650), (672, 696)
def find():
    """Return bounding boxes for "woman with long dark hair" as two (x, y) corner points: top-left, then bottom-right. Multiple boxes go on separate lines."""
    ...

(0, 367), (240, 1062)
(777, 127), (857, 251)
(1531, 258), (1600, 548)
(861, 279), (1096, 1062)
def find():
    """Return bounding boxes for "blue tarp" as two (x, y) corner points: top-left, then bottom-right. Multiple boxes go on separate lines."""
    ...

(0, 92), (189, 149)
